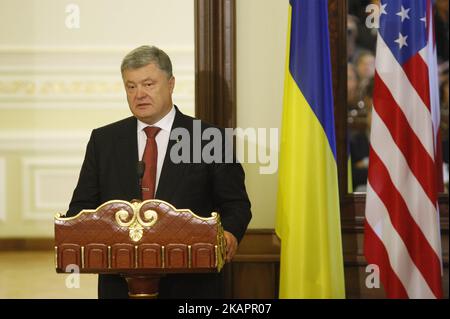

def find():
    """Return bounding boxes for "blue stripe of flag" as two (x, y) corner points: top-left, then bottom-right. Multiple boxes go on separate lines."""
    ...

(288, 0), (337, 160)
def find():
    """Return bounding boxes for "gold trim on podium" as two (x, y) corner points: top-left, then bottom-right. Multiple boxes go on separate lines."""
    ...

(54, 246), (58, 269)
(128, 292), (159, 298)
(55, 199), (221, 245)
(55, 199), (219, 222)
(188, 245), (192, 268)
(134, 246), (138, 268)
(108, 246), (111, 269)
(81, 246), (85, 269)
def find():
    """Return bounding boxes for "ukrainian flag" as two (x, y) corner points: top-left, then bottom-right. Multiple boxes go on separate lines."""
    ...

(276, 0), (345, 298)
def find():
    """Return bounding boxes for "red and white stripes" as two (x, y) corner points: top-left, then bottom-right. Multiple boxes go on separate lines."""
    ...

(364, 5), (443, 298)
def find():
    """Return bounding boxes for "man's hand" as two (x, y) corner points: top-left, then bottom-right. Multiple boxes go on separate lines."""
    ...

(223, 231), (238, 262)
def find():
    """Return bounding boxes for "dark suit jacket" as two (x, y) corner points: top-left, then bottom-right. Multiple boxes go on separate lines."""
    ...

(67, 107), (252, 298)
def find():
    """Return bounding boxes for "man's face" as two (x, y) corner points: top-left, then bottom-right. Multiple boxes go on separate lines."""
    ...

(123, 63), (175, 124)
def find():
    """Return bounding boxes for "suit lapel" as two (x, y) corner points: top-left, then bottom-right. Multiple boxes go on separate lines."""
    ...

(156, 107), (189, 201)
(115, 117), (140, 199)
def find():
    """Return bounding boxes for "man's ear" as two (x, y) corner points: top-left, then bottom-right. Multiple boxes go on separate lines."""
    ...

(169, 76), (175, 94)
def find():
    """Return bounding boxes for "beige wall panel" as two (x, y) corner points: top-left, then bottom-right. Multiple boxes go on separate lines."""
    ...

(237, 0), (288, 229)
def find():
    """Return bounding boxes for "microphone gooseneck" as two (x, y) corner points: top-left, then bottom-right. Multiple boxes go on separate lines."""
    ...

(137, 161), (145, 189)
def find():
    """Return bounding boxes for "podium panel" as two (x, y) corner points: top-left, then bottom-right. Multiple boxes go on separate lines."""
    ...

(55, 199), (226, 297)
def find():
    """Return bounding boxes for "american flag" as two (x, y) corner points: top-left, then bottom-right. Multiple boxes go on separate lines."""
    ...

(364, 0), (443, 298)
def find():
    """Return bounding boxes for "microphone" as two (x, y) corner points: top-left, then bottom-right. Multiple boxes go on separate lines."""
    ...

(137, 161), (145, 190)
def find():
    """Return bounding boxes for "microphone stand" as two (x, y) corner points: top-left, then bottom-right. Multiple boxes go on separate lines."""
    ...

(136, 161), (145, 201)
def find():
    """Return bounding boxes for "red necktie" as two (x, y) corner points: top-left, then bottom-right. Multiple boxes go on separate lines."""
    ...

(141, 126), (161, 200)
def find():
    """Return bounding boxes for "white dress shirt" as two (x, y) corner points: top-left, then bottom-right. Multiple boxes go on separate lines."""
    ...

(137, 106), (176, 192)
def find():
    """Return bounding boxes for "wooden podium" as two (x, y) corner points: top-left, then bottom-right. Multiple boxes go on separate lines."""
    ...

(54, 199), (226, 298)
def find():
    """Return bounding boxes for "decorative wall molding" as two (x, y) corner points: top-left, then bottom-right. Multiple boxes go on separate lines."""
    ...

(0, 45), (195, 54)
(0, 158), (5, 221)
(0, 47), (195, 110)
(21, 157), (83, 221)
(0, 131), (90, 151)
(34, 168), (80, 210)
(0, 76), (194, 110)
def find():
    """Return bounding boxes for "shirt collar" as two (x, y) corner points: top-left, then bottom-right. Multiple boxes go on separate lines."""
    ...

(137, 105), (176, 133)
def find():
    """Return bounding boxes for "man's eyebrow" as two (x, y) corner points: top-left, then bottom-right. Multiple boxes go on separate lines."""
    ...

(140, 77), (153, 82)
(125, 77), (154, 85)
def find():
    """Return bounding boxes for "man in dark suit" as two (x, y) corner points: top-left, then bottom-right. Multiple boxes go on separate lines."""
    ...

(66, 45), (252, 298)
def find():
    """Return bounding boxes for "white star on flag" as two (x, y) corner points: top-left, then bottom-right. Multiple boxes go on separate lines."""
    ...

(380, 3), (388, 15)
(396, 5), (411, 22)
(420, 16), (426, 24)
(394, 32), (408, 48)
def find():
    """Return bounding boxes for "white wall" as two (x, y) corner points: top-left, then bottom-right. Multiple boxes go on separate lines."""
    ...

(237, 0), (288, 229)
